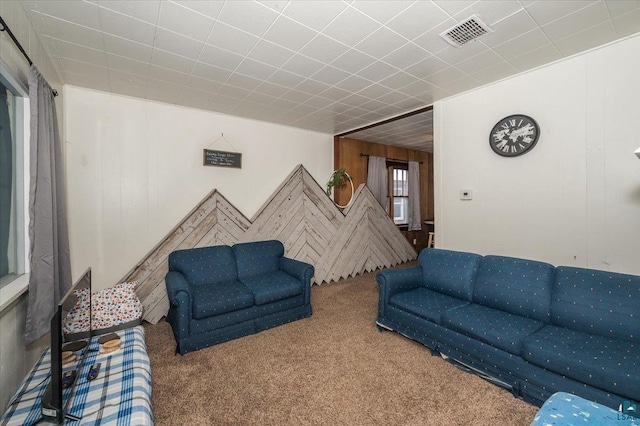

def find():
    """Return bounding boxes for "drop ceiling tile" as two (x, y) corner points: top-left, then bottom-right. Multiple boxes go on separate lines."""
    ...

(357, 61), (398, 82)
(65, 71), (111, 91)
(103, 34), (153, 62)
(334, 75), (372, 92)
(553, 21), (618, 56)
(455, 50), (504, 74)
(269, 97), (299, 110)
(319, 86), (352, 101)
(542, 1), (610, 41)
(299, 35), (350, 63)
(321, 6), (380, 47)
(434, 42), (489, 65)
(217, 84), (252, 99)
(492, 28), (550, 59)
(525, 1), (596, 26)
(432, 0), (476, 16)
(53, 39), (107, 67)
(281, 89), (313, 103)
(29, 1), (102, 30)
(480, 9), (539, 47)
(226, 73), (264, 91)
(191, 61), (233, 83)
(157, 1), (215, 42)
(216, 0), (279, 37)
(452, 1), (524, 26)
(507, 43), (562, 72)
(100, 7), (157, 45)
(311, 66), (350, 86)
(109, 75), (148, 98)
(470, 60), (517, 84)
(154, 28), (205, 60)
(184, 75), (223, 93)
(248, 40), (295, 68)
(605, 0), (640, 18)
(613, 7), (640, 36)
(330, 49), (377, 73)
(424, 66), (466, 86)
(281, 1), (348, 32)
(382, 43), (430, 70)
(439, 75), (481, 93)
(148, 65), (190, 85)
(412, 18), (457, 54)
(355, 27), (408, 59)
(339, 93), (371, 107)
(349, 1), (413, 24)
(177, 87), (214, 109)
(357, 83), (392, 99)
(405, 56), (449, 78)
(303, 96), (336, 108)
(199, 44), (245, 71)
(375, 90), (410, 104)
(397, 79), (435, 96)
(62, 58), (109, 79)
(107, 53), (150, 77)
(262, 16), (318, 51)
(235, 59), (278, 80)
(173, 0), (224, 20)
(295, 79), (332, 95)
(210, 94), (241, 110)
(97, 1), (161, 25)
(386, 1), (450, 41)
(266, 69), (306, 87)
(36, 13), (105, 51)
(245, 91), (278, 106)
(146, 79), (183, 104)
(280, 55), (325, 78)
(151, 49), (195, 74)
(206, 22), (260, 56)
(359, 98), (388, 111)
(254, 82), (290, 97)
(379, 71), (417, 90)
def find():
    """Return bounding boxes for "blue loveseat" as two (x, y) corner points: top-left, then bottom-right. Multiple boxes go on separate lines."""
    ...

(376, 248), (640, 413)
(165, 240), (314, 354)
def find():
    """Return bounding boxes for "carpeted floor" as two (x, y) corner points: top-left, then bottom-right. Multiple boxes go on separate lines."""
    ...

(144, 269), (539, 425)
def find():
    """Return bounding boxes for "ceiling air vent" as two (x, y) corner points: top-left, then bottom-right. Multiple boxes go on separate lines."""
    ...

(439, 15), (494, 47)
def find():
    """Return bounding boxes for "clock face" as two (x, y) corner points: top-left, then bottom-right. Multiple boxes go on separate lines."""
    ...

(489, 114), (540, 157)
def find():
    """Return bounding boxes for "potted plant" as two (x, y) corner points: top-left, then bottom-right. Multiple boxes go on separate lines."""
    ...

(326, 168), (354, 209)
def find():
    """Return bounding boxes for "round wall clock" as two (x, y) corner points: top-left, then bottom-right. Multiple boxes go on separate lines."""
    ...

(489, 114), (540, 157)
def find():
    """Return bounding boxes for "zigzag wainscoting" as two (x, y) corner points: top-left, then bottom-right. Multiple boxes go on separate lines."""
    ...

(124, 165), (417, 323)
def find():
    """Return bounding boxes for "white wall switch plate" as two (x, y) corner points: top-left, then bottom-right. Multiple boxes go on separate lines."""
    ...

(460, 190), (473, 200)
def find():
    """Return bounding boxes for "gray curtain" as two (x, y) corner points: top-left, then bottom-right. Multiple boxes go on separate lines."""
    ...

(0, 86), (11, 277)
(24, 66), (71, 345)
(408, 161), (421, 231)
(367, 156), (387, 209)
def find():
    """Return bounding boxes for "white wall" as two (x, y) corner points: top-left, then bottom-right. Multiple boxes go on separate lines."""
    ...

(64, 86), (333, 291)
(434, 34), (640, 275)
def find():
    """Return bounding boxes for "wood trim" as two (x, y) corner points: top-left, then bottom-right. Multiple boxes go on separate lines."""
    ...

(335, 105), (434, 137)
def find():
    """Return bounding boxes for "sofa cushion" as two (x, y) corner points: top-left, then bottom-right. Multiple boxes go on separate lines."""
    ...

(191, 280), (254, 319)
(233, 240), (284, 280)
(473, 255), (554, 322)
(522, 325), (640, 399)
(552, 267), (640, 343)
(441, 304), (544, 355)
(389, 288), (469, 324)
(169, 245), (237, 285)
(241, 271), (303, 305)
(418, 248), (482, 302)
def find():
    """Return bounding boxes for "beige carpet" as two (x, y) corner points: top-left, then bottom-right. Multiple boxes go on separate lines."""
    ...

(144, 269), (539, 425)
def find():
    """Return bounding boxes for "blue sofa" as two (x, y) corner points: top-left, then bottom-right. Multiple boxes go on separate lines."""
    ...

(165, 240), (314, 354)
(376, 248), (640, 413)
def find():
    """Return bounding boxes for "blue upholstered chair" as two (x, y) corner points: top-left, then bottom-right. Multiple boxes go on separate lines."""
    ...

(165, 240), (314, 354)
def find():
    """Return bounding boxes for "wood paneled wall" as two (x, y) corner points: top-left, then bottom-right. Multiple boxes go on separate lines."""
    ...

(334, 137), (434, 250)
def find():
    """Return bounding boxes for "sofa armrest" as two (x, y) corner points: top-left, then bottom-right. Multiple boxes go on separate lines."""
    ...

(165, 271), (192, 339)
(280, 257), (315, 305)
(376, 266), (422, 318)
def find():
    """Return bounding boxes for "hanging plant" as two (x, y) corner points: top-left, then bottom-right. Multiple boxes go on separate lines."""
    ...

(326, 168), (355, 209)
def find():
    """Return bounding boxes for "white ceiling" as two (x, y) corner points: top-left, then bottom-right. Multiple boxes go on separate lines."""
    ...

(18, 0), (640, 151)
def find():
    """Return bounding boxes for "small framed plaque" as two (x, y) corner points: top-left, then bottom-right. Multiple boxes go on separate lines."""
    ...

(203, 149), (242, 169)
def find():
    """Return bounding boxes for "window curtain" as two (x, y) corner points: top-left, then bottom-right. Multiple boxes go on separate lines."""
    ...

(366, 156), (387, 209)
(0, 86), (11, 277)
(408, 161), (421, 231)
(24, 66), (71, 346)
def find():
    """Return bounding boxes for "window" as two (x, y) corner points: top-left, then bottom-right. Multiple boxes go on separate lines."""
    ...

(0, 68), (27, 292)
(391, 166), (408, 225)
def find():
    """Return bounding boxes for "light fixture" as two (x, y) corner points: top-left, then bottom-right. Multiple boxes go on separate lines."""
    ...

(636, 146), (640, 159)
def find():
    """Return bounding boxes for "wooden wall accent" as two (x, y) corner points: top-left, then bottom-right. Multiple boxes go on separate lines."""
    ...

(123, 164), (416, 323)
(334, 137), (434, 251)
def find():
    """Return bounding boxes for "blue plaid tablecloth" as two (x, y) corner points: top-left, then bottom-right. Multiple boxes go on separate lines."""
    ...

(1, 326), (153, 425)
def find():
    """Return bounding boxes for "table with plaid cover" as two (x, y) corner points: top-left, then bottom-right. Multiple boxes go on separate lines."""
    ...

(1, 326), (153, 425)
